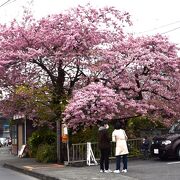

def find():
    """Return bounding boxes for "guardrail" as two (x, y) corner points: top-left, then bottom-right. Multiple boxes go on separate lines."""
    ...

(67, 138), (142, 164)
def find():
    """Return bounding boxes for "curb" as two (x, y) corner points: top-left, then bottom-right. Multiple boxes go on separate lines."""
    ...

(3, 163), (59, 180)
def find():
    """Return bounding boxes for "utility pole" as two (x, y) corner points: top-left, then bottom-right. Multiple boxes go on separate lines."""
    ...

(56, 120), (62, 164)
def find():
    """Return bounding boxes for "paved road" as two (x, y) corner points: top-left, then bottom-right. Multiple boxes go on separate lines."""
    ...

(1, 145), (180, 180)
(0, 146), (39, 180)
(122, 158), (180, 180)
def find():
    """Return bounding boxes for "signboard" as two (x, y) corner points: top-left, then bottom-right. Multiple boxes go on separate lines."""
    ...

(87, 142), (98, 166)
(62, 124), (68, 143)
(154, 149), (159, 154)
(18, 144), (26, 158)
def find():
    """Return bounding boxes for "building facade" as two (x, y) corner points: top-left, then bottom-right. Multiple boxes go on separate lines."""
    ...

(11, 114), (36, 155)
(0, 113), (10, 138)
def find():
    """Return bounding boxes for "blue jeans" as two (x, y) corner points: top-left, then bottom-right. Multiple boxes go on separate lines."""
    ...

(115, 154), (128, 170)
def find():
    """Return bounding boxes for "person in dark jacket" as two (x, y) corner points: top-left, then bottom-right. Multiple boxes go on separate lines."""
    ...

(98, 120), (112, 173)
(141, 136), (150, 160)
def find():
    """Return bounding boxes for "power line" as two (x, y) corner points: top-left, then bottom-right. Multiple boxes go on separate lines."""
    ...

(0, 0), (12, 8)
(137, 20), (180, 34)
(162, 26), (180, 34)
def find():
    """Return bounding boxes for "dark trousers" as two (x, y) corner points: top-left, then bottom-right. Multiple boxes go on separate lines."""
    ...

(143, 149), (149, 159)
(100, 148), (110, 170)
(115, 154), (128, 170)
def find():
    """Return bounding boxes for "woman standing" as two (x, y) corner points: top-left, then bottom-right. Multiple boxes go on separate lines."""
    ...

(112, 121), (129, 173)
(98, 120), (112, 173)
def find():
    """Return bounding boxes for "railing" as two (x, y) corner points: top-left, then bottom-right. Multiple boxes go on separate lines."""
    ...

(67, 138), (142, 164)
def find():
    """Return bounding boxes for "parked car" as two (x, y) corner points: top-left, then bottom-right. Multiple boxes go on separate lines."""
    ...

(150, 120), (180, 160)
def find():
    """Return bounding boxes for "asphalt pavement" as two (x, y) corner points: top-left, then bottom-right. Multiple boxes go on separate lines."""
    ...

(3, 157), (138, 180)
(2, 146), (180, 180)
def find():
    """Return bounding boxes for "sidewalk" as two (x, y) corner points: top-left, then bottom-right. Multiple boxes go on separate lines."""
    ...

(3, 156), (138, 180)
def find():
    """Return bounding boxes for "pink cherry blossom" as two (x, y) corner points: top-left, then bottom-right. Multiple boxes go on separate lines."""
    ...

(0, 4), (179, 131)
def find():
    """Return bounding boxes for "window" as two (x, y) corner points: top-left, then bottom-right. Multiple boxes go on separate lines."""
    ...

(11, 125), (17, 144)
(3, 124), (9, 132)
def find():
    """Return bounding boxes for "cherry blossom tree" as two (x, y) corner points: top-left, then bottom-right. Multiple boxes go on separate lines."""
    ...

(0, 85), (56, 127)
(63, 34), (180, 129)
(63, 82), (120, 131)
(106, 34), (180, 125)
(0, 4), (131, 162)
(0, 4), (179, 162)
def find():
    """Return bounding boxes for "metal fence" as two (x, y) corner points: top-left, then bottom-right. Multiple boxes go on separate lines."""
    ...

(67, 138), (142, 164)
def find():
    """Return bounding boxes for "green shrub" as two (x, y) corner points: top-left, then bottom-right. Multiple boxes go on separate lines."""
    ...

(69, 124), (114, 144)
(129, 147), (141, 157)
(28, 127), (56, 157)
(126, 117), (165, 138)
(69, 126), (99, 144)
(36, 143), (57, 163)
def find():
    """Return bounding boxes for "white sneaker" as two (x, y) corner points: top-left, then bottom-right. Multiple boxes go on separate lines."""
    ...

(104, 169), (112, 173)
(113, 169), (120, 173)
(100, 169), (104, 173)
(121, 169), (127, 173)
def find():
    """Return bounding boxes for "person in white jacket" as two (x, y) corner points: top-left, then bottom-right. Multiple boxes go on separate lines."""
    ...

(112, 121), (129, 173)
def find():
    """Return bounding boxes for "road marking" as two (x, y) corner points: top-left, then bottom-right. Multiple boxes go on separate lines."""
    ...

(167, 161), (180, 165)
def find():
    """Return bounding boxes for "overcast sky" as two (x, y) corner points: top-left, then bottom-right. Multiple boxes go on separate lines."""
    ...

(1, 0), (180, 45)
